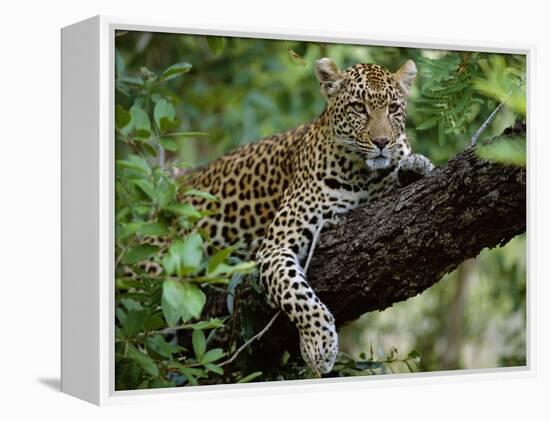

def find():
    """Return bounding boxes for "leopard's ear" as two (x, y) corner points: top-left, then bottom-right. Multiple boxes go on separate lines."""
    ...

(394, 60), (417, 96)
(315, 58), (343, 99)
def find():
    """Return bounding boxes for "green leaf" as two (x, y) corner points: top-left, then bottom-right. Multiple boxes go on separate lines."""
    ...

(121, 298), (143, 311)
(129, 104), (151, 135)
(134, 129), (152, 141)
(437, 120), (445, 146)
(237, 371), (262, 383)
(175, 365), (204, 378)
(115, 48), (125, 77)
(208, 261), (256, 277)
(161, 254), (178, 277)
(159, 137), (178, 151)
(162, 279), (184, 308)
(416, 116), (440, 131)
(134, 204), (152, 216)
(206, 37), (225, 56)
(161, 62), (192, 81)
(116, 278), (146, 291)
(181, 233), (204, 273)
(161, 294), (181, 327)
(144, 313), (165, 331)
(121, 309), (147, 337)
(160, 117), (181, 133)
(132, 179), (156, 200)
(140, 142), (158, 156)
(115, 105), (132, 130)
(118, 75), (144, 88)
(122, 244), (159, 265)
(163, 117), (181, 128)
(473, 56), (526, 116)
(146, 334), (181, 359)
(207, 244), (239, 274)
(162, 235), (204, 275)
(162, 280), (206, 323)
(154, 175), (177, 209)
(127, 344), (159, 377)
(184, 283), (206, 320)
(137, 222), (170, 236)
(154, 99), (176, 131)
(184, 188), (219, 202)
(476, 136), (526, 167)
(201, 348), (224, 364)
(117, 309), (130, 330)
(165, 203), (203, 220)
(166, 362), (205, 385)
(288, 48), (306, 67)
(179, 367), (199, 386)
(204, 363), (224, 375)
(117, 155), (151, 175)
(164, 240), (182, 275)
(192, 329), (206, 360)
(149, 378), (175, 388)
(116, 222), (142, 241)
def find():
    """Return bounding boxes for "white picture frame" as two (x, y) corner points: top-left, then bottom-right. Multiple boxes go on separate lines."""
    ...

(61, 15), (534, 405)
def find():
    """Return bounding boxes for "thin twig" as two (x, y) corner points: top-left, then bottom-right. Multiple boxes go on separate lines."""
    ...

(115, 242), (130, 268)
(146, 322), (222, 337)
(218, 219), (326, 367)
(470, 91), (513, 147)
(219, 311), (280, 367)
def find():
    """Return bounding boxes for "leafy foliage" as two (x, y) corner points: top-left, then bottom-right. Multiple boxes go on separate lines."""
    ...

(416, 53), (482, 143)
(115, 44), (260, 390)
(477, 136), (526, 167)
(115, 31), (527, 389)
(473, 56), (527, 168)
(331, 349), (421, 377)
(415, 52), (525, 148)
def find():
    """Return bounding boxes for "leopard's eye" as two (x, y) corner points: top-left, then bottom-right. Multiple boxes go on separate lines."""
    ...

(350, 102), (367, 115)
(388, 102), (400, 114)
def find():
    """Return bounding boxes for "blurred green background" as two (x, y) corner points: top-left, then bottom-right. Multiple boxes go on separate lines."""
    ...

(115, 31), (526, 377)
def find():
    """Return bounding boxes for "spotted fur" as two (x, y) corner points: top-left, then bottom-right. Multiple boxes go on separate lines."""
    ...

(132, 58), (434, 374)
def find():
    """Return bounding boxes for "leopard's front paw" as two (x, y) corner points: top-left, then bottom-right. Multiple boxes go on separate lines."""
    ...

(298, 310), (338, 374)
(397, 153), (434, 187)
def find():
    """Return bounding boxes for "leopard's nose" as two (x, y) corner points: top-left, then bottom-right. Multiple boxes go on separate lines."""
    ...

(372, 137), (390, 150)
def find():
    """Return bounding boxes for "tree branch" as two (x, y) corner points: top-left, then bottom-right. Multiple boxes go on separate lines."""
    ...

(470, 90), (513, 146)
(306, 143), (526, 327)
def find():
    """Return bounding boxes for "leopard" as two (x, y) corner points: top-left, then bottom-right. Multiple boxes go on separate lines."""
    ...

(133, 58), (434, 375)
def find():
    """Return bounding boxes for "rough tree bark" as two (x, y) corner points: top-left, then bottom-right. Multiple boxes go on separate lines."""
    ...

(307, 143), (526, 328)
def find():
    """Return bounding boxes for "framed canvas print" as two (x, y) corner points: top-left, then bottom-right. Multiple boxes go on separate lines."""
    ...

(61, 16), (530, 405)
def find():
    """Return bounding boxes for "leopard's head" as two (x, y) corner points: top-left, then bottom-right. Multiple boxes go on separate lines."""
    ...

(315, 58), (415, 169)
